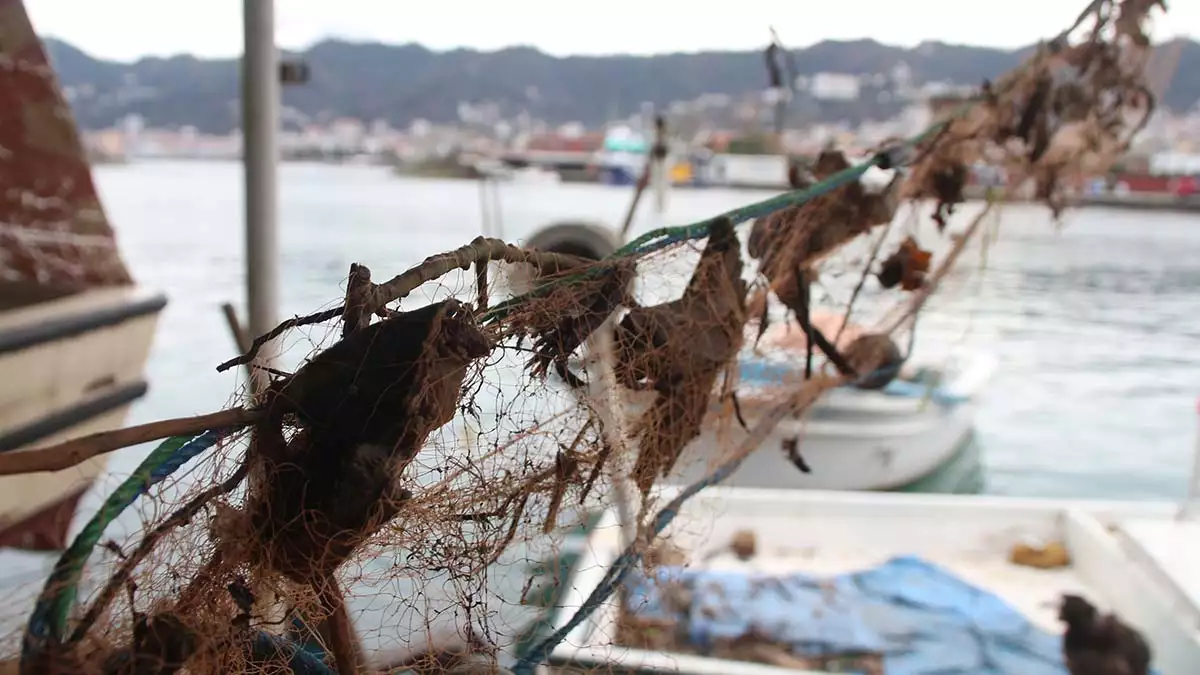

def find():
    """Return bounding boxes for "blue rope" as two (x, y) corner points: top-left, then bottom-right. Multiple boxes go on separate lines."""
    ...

(250, 631), (336, 674)
(511, 446), (754, 674)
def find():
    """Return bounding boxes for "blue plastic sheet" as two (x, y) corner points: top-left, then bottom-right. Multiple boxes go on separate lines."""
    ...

(625, 555), (1140, 675)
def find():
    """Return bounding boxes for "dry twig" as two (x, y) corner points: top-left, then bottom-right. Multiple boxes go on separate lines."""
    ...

(0, 408), (258, 476)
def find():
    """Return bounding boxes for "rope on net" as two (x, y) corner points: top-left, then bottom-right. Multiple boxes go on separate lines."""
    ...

(479, 119), (948, 326)
(615, 121), (943, 257)
(18, 68), (986, 670)
(16, 105), (957, 672)
(513, 179), (1007, 672)
(22, 430), (228, 657)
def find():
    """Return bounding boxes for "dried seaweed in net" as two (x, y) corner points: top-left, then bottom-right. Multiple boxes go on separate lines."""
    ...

(609, 217), (747, 495)
(247, 299), (490, 581)
(513, 259), (636, 389)
(0, 3), (1167, 673)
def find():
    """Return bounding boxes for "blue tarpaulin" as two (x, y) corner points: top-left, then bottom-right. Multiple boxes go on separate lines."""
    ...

(625, 555), (1139, 675)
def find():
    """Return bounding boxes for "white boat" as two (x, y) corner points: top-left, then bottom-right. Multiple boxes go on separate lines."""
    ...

(0, 5), (165, 551)
(515, 215), (995, 495)
(546, 487), (1200, 675)
(664, 343), (997, 493)
(623, 311), (995, 494)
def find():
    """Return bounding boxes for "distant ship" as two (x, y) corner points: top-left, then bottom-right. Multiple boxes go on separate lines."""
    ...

(593, 124), (649, 186)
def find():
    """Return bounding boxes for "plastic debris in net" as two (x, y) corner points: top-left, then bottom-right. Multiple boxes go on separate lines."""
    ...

(626, 555), (1163, 675)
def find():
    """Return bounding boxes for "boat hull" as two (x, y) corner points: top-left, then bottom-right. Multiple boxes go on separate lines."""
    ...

(658, 352), (997, 493)
(666, 396), (980, 492)
(0, 286), (165, 550)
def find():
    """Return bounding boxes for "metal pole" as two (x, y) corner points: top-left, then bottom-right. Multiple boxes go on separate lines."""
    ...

(651, 114), (668, 215)
(242, 0), (280, 395)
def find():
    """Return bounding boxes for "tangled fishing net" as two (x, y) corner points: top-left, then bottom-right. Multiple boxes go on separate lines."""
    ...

(0, 1), (1167, 672)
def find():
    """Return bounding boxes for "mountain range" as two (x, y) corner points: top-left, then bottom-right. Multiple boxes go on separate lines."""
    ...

(43, 37), (1200, 135)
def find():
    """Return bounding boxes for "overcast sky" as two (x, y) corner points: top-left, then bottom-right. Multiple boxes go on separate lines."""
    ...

(25, 0), (1193, 62)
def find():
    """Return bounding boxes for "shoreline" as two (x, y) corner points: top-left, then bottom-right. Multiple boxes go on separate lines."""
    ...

(700, 182), (1200, 214)
(95, 159), (1200, 215)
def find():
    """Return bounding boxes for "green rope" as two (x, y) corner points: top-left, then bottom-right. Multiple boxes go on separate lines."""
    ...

(24, 430), (224, 652)
(615, 159), (875, 256)
(480, 123), (947, 326)
(482, 158), (881, 325)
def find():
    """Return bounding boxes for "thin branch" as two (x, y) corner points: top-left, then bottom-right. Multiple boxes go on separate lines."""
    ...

(219, 238), (589, 373)
(835, 219), (895, 346)
(367, 236), (588, 313)
(220, 303), (251, 354)
(216, 307), (343, 372)
(0, 408), (259, 476)
(878, 201), (996, 335)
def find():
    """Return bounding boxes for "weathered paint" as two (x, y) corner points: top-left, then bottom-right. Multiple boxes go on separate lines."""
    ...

(0, 0), (132, 289)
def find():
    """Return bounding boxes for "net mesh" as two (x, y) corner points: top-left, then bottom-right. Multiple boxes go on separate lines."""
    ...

(0, 1), (1167, 673)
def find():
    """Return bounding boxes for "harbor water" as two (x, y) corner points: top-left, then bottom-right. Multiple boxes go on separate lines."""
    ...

(95, 160), (1200, 503)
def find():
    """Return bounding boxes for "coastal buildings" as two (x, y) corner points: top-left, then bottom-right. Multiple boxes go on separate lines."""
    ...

(80, 90), (1200, 181)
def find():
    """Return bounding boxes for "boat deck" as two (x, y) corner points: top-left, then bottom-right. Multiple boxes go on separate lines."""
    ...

(549, 488), (1200, 675)
(694, 545), (1090, 634)
(1114, 517), (1200, 628)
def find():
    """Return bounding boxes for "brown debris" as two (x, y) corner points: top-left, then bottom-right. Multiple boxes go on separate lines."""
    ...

(516, 259), (636, 388)
(903, 0), (1159, 218)
(130, 298), (496, 674)
(1115, 0), (1167, 48)
(248, 298), (491, 582)
(644, 540), (689, 568)
(1010, 541), (1072, 569)
(730, 530), (757, 561)
(25, 4), (1168, 671)
(931, 163), (969, 232)
(750, 150), (898, 289)
(340, 262), (381, 336)
(613, 217), (748, 494)
(748, 149), (899, 340)
(103, 613), (195, 675)
(877, 237), (933, 291)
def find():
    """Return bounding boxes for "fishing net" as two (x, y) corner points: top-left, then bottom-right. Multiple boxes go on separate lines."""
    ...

(0, 1), (1166, 673)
